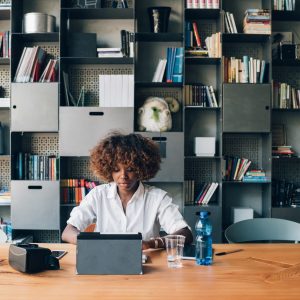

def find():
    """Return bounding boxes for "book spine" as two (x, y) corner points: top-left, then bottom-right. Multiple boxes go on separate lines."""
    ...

(192, 22), (202, 48)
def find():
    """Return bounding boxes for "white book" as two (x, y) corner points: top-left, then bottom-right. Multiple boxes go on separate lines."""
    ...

(212, 0), (219, 8)
(202, 182), (218, 205)
(158, 59), (167, 82)
(226, 12), (234, 33)
(115, 75), (123, 107)
(192, 0), (199, 9)
(104, 75), (111, 107)
(209, 86), (218, 107)
(152, 59), (164, 82)
(186, 0), (193, 9)
(18, 47), (32, 83)
(122, 74), (129, 107)
(206, 0), (213, 9)
(128, 74), (134, 107)
(199, 0), (206, 8)
(97, 47), (121, 52)
(230, 13), (238, 33)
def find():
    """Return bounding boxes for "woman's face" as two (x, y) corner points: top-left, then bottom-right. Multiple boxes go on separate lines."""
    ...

(112, 163), (139, 194)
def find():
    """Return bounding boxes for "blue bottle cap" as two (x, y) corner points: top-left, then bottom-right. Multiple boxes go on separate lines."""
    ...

(199, 211), (210, 218)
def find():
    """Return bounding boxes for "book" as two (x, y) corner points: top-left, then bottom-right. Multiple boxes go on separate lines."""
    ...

(202, 182), (218, 205)
(192, 22), (202, 48)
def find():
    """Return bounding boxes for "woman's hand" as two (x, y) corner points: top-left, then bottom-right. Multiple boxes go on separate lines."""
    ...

(142, 240), (152, 250)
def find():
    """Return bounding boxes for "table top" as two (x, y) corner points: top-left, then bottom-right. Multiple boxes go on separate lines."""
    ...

(0, 243), (300, 299)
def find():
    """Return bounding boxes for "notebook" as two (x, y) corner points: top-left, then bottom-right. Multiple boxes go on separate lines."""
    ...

(76, 232), (143, 275)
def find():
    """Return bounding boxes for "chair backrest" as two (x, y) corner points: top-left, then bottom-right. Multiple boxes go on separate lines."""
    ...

(225, 218), (300, 243)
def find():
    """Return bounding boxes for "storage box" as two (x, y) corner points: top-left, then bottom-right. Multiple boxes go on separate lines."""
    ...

(231, 207), (254, 224)
(67, 33), (97, 57)
(194, 137), (215, 157)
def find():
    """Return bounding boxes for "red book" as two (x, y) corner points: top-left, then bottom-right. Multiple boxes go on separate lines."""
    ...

(192, 22), (202, 48)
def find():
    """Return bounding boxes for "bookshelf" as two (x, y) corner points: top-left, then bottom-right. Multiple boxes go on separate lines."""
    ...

(1, 0), (300, 243)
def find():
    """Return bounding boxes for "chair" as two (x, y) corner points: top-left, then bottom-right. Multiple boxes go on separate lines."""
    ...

(225, 218), (300, 243)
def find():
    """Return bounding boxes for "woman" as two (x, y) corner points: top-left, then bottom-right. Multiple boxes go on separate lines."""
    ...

(62, 132), (193, 249)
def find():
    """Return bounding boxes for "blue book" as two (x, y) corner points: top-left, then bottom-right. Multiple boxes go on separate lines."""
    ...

(173, 47), (184, 75)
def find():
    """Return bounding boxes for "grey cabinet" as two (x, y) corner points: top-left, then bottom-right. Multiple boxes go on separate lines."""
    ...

(223, 84), (271, 133)
(59, 107), (134, 156)
(139, 132), (184, 182)
(11, 83), (59, 132)
(11, 180), (60, 230)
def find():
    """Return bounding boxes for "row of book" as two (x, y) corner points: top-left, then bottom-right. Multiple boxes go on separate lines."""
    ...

(223, 56), (269, 84)
(14, 46), (58, 83)
(186, 0), (220, 9)
(184, 84), (218, 107)
(61, 179), (99, 205)
(224, 11), (238, 34)
(272, 179), (297, 207)
(205, 32), (221, 58)
(99, 74), (134, 107)
(273, 0), (295, 10)
(194, 182), (219, 205)
(243, 9), (271, 34)
(152, 47), (183, 83)
(243, 170), (268, 182)
(0, 31), (10, 58)
(120, 30), (134, 58)
(273, 82), (300, 109)
(184, 180), (195, 205)
(14, 153), (59, 181)
(272, 145), (295, 157)
(223, 156), (252, 181)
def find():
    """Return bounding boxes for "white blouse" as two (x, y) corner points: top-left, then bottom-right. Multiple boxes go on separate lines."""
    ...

(67, 181), (188, 240)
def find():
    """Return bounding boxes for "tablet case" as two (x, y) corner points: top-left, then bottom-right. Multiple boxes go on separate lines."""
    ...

(76, 232), (143, 275)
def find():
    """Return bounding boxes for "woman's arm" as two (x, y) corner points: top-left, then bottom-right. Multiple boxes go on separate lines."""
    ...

(61, 224), (80, 244)
(142, 226), (193, 250)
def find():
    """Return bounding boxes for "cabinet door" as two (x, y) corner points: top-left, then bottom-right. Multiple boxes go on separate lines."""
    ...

(223, 84), (271, 132)
(139, 132), (184, 182)
(11, 180), (60, 230)
(59, 107), (134, 156)
(11, 83), (59, 132)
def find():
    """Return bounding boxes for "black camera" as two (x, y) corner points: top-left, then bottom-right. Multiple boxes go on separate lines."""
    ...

(9, 243), (60, 273)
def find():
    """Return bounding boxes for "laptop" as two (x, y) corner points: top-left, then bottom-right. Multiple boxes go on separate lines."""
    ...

(76, 232), (143, 275)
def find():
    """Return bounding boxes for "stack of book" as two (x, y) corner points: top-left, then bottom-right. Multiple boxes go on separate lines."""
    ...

(97, 48), (123, 58)
(205, 32), (221, 58)
(273, 81), (300, 109)
(99, 74), (134, 107)
(194, 182), (218, 205)
(120, 30), (134, 58)
(273, 0), (295, 11)
(185, 21), (207, 51)
(224, 11), (238, 33)
(184, 84), (218, 107)
(223, 56), (268, 84)
(243, 170), (268, 182)
(272, 145), (295, 157)
(243, 9), (271, 35)
(152, 47), (183, 83)
(224, 157), (252, 181)
(0, 31), (10, 58)
(14, 46), (58, 83)
(61, 179), (99, 205)
(14, 153), (59, 180)
(184, 180), (195, 205)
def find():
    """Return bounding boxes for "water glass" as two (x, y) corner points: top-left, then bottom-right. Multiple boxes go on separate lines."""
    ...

(165, 235), (185, 268)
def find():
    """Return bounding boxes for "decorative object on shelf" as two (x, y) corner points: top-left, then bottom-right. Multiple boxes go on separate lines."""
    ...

(63, 71), (86, 106)
(137, 96), (179, 132)
(147, 7), (171, 33)
(194, 137), (215, 157)
(72, 0), (102, 8)
(23, 13), (56, 33)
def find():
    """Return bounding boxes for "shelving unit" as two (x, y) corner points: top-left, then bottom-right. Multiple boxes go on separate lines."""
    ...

(1, 0), (299, 243)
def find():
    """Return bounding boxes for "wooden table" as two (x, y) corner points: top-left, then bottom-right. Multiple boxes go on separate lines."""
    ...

(0, 243), (300, 299)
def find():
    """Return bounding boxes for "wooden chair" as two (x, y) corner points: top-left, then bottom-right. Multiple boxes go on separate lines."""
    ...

(225, 218), (300, 243)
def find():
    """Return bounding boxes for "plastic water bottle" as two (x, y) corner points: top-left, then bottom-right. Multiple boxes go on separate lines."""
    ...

(195, 211), (213, 265)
